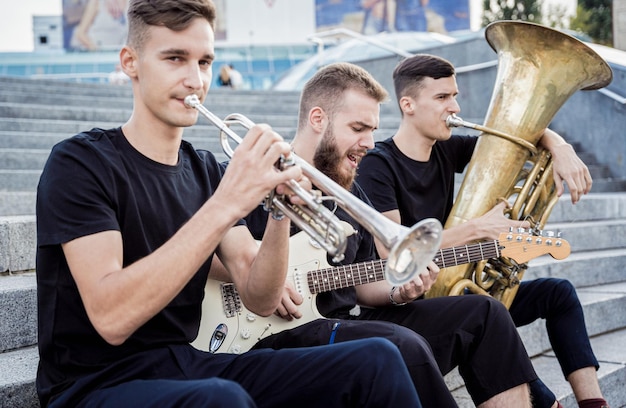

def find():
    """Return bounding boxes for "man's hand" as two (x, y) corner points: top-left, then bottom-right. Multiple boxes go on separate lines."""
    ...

(394, 261), (439, 302)
(274, 281), (304, 320)
(469, 201), (531, 241)
(538, 128), (592, 204)
(216, 124), (305, 219)
(549, 143), (592, 204)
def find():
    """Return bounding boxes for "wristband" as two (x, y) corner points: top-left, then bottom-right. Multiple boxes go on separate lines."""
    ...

(389, 286), (407, 306)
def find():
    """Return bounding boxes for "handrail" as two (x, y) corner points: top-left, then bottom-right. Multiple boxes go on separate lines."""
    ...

(598, 88), (626, 105)
(28, 72), (111, 83)
(307, 28), (413, 59)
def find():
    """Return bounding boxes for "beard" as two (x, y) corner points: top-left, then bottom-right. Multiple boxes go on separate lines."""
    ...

(313, 128), (356, 190)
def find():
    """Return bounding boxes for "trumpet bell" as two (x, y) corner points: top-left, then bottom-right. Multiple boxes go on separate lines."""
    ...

(386, 218), (442, 286)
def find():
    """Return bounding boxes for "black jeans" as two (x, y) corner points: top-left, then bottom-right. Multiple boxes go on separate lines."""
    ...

(354, 295), (538, 406)
(511, 278), (600, 407)
(254, 318), (457, 407)
(50, 340), (421, 408)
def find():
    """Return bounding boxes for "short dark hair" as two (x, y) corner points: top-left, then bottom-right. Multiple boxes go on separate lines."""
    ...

(298, 62), (388, 130)
(393, 54), (455, 102)
(127, 0), (217, 51)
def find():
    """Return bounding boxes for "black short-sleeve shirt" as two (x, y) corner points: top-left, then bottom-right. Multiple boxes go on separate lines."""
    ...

(356, 136), (477, 226)
(36, 127), (235, 405)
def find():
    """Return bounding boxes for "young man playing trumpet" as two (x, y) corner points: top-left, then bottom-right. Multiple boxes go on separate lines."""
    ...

(34, 1), (423, 407)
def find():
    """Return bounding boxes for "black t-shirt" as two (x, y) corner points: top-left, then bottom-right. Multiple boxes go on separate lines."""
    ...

(356, 136), (477, 226)
(242, 179), (377, 318)
(36, 127), (236, 405)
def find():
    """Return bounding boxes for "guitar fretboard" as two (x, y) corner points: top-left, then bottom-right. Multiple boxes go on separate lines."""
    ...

(307, 240), (502, 294)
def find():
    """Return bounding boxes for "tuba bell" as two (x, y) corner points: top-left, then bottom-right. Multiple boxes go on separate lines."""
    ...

(425, 21), (612, 308)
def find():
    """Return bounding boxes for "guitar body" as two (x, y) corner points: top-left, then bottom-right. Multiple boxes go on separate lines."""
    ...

(193, 231), (329, 354)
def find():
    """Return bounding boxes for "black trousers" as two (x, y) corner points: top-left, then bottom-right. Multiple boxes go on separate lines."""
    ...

(254, 318), (458, 407)
(49, 339), (421, 408)
(511, 278), (600, 408)
(355, 295), (537, 406)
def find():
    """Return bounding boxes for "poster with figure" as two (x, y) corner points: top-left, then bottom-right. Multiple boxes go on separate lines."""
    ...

(63, 0), (128, 51)
(315, 0), (469, 35)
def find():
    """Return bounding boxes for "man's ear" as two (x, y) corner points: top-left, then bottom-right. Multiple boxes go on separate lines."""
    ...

(119, 46), (138, 79)
(399, 96), (414, 115)
(309, 107), (326, 133)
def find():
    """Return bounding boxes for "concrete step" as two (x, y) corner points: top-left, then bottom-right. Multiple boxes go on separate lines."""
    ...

(0, 76), (302, 104)
(0, 170), (41, 192)
(0, 102), (302, 127)
(0, 215), (36, 273)
(528, 248), (626, 289)
(0, 192), (35, 216)
(0, 149), (50, 170)
(0, 272), (36, 352)
(548, 193), (626, 223)
(0, 89), (305, 115)
(591, 178), (626, 193)
(0, 119), (301, 144)
(545, 218), (626, 252)
(0, 131), (67, 150)
(0, 345), (39, 408)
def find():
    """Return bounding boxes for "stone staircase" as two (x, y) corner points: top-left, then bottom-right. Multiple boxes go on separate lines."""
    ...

(0, 77), (625, 407)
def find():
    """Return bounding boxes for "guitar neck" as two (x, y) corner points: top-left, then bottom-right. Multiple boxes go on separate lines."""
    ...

(307, 240), (501, 294)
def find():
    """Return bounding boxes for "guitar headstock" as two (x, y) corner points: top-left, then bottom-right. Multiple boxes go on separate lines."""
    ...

(498, 230), (571, 263)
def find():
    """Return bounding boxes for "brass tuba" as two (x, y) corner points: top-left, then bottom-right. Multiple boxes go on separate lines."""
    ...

(425, 21), (612, 308)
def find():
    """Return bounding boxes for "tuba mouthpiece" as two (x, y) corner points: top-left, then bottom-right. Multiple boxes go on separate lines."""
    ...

(445, 114), (465, 129)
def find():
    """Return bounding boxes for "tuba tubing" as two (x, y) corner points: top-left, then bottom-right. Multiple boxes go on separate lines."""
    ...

(184, 95), (443, 286)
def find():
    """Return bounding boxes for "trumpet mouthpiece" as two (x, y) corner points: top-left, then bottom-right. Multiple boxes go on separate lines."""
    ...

(184, 94), (200, 108)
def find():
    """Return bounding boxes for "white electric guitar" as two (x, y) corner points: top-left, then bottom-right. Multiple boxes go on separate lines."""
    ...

(193, 229), (570, 354)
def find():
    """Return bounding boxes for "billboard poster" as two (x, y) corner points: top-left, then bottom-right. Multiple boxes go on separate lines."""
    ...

(315, 0), (469, 35)
(63, 0), (128, 51)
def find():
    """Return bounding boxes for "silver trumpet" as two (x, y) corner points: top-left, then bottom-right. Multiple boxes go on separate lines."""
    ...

(184, 94), (442, 285)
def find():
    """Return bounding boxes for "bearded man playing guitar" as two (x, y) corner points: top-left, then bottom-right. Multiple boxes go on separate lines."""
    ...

(211, 62), (547, 408)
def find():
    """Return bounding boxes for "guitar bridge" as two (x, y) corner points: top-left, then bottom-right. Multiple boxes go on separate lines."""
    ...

(221, 283), (242, 318)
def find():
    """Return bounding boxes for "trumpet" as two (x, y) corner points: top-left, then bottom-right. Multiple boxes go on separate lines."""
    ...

(184, 94), (442, 285)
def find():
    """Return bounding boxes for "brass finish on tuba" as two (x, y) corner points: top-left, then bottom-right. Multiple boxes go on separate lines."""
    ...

(425, 21), (612, 308)
(184, 95), (443, 286)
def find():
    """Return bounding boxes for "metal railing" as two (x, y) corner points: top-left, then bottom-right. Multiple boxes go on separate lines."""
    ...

(307, 28), (413, 59)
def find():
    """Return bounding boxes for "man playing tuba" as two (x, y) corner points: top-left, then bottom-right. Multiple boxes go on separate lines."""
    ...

(356, 52), (609, 408)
